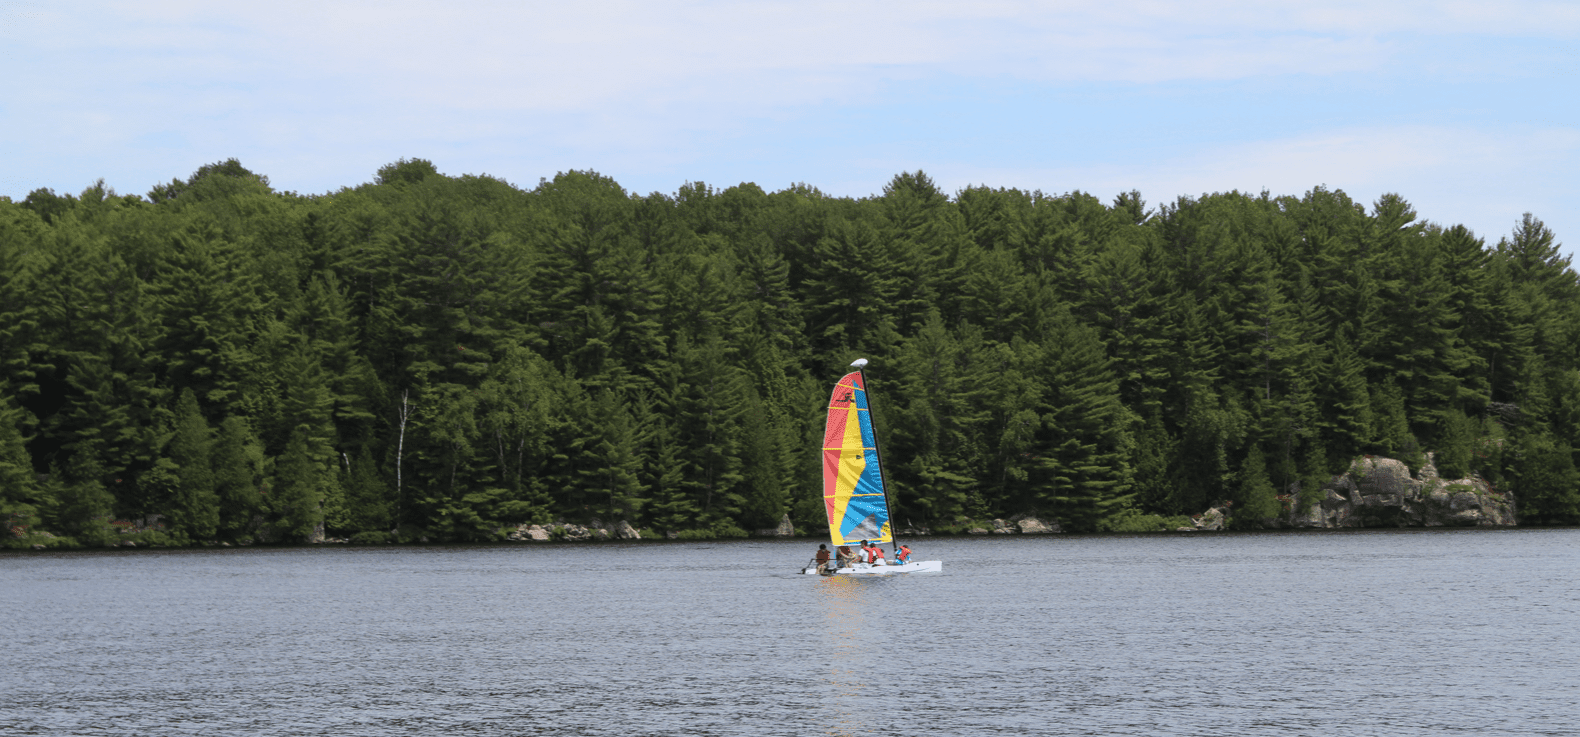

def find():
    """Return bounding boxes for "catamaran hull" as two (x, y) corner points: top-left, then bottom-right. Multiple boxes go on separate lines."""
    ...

(802, 561), (942, 576)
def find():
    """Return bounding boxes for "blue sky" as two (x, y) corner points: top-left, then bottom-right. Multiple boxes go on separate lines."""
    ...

(4, 1), (1577, 260)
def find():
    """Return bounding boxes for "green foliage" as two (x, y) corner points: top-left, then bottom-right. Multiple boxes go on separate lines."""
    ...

(213, 416), (268, 539)
(0, 398), (45, 538)
(1435, 409), (1478, 479)
(168, 389), (220, 539)
(1232, 445), (1280, 529)
(273, 426), (324, 540)
(4, 166), (1578, 542)
(1512, 435), (1580, 524)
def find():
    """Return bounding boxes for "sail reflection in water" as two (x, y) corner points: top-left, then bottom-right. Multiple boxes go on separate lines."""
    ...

(815, 575), (882, 736)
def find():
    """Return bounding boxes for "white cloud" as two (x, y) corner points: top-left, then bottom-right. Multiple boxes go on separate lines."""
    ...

(19, 1), (1578, 118)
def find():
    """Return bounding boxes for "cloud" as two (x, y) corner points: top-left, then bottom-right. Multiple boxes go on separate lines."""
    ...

(5, 0), (1577, 267)
(25, 1), (1580, 117)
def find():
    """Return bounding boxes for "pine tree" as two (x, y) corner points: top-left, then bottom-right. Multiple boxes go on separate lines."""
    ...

(801, 219), (902, 362)
(890, 311), (984, 522)
(167, 389), (220, 539)
(1512, 434), (1580, 524)
(1233, 444), (1280, 528)
(344, 447), (393, 533)
(274, 426), (324, 540)
(0, 398), (45, 541)
(1030, 310), (1132, 532)
(1434, 408), (1478, 480)
(575, 389), (645, 522)
(53, 444), (117, 546)
(213, 415), (267, 539)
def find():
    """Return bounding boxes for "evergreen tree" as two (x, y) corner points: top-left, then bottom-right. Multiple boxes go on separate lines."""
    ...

(274, 426), (324, 540)
(167, 389), (220, 539)
(1434, 408), (1478, 480)
(1512, 435), (1580, 524)
(344, 447), (393, 533)
(52, 444), (117, 546)
(0, 398), (45, 541)
(213, 415), (267, 539)
(1029, 310), (1132, 532)
(1232, 444), (1280, 529)
(582, 389), (646, 522)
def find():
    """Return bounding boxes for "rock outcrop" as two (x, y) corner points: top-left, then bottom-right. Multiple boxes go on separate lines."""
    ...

(508, 524), (552, 541)
(507, 520), (644, 542)
(1178, 454), (1517, 531)
(1284, 455), (1516, 528)
(1188, 505), (1228, 531)
(1015, 516), (1059, 534)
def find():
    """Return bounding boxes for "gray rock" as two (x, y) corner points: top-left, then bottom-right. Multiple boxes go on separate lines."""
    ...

(1281, 455), (1518, 529)
(525, 525), (550, 541)
(562, 524), (591, 541)
(967, 527), (989, 535)
(1449, 492), (1480, 511)
(616, 521), (641, 540)
(1194, 507), (1226, 531)
(1017, 517), (1056, 534)
(1418, 452), (1440, 482)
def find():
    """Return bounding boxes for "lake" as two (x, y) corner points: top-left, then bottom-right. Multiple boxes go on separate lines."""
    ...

(4, 529), (1577, 736)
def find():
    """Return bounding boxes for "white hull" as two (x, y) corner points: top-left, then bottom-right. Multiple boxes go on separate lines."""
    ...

(802, 560), (942, 576)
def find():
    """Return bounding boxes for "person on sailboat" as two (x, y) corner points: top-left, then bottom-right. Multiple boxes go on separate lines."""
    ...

(836, 545), (857, 568)
(896, 545), (911, 564)
(814, 544), (832, 574)
(862, 540), (885, 565)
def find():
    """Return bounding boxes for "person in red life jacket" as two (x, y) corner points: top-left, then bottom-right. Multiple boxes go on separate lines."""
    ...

(861, 541), (885, 565)
(895, 545), (911, 564)
(814, 544), (832, 574)
(836, 545), (857, 568)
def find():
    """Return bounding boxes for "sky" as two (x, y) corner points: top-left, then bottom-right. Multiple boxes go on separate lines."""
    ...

(3, 1), (1577, 259)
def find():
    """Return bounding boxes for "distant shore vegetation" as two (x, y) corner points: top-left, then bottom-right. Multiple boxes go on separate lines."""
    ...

(2, 159), (1577, 548)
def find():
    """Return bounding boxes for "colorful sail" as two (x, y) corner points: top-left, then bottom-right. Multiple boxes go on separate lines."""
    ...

(822, 370), (893, 545)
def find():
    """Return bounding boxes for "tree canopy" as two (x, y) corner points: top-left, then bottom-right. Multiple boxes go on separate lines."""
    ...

(4, 165), (1578, 546)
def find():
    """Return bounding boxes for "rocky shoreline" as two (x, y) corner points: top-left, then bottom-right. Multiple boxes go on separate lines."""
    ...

(8, 454), (1521, 549)
(1183, 453), (1517, 532)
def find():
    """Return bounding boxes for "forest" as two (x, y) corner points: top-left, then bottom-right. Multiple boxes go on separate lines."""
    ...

(2, 158), (1578, 548)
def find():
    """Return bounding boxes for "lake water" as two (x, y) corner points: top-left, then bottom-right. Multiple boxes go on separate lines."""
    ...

(4, 529), (1578, 736)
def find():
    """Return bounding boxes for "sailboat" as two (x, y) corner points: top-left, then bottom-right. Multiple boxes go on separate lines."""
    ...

(802, 359), (942, 576)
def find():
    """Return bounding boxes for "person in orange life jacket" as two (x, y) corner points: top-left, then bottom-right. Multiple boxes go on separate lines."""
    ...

(836, 545), (857, 568)
(895, 545), (911, 564)
(862, 541), (885, 565)
(814, 544), (832, 574)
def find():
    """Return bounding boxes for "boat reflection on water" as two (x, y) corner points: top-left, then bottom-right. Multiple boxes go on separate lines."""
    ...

(814, 575), (886, 736)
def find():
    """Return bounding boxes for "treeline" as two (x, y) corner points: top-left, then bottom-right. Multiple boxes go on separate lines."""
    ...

(2, 159), (1578, 548)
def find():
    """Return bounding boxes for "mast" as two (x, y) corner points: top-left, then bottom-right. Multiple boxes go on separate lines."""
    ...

(851, 358), (900, 556)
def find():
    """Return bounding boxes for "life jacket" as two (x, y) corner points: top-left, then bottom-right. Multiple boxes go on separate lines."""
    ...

(897, 546), (911, 562)
(868, 546), (884, 563)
